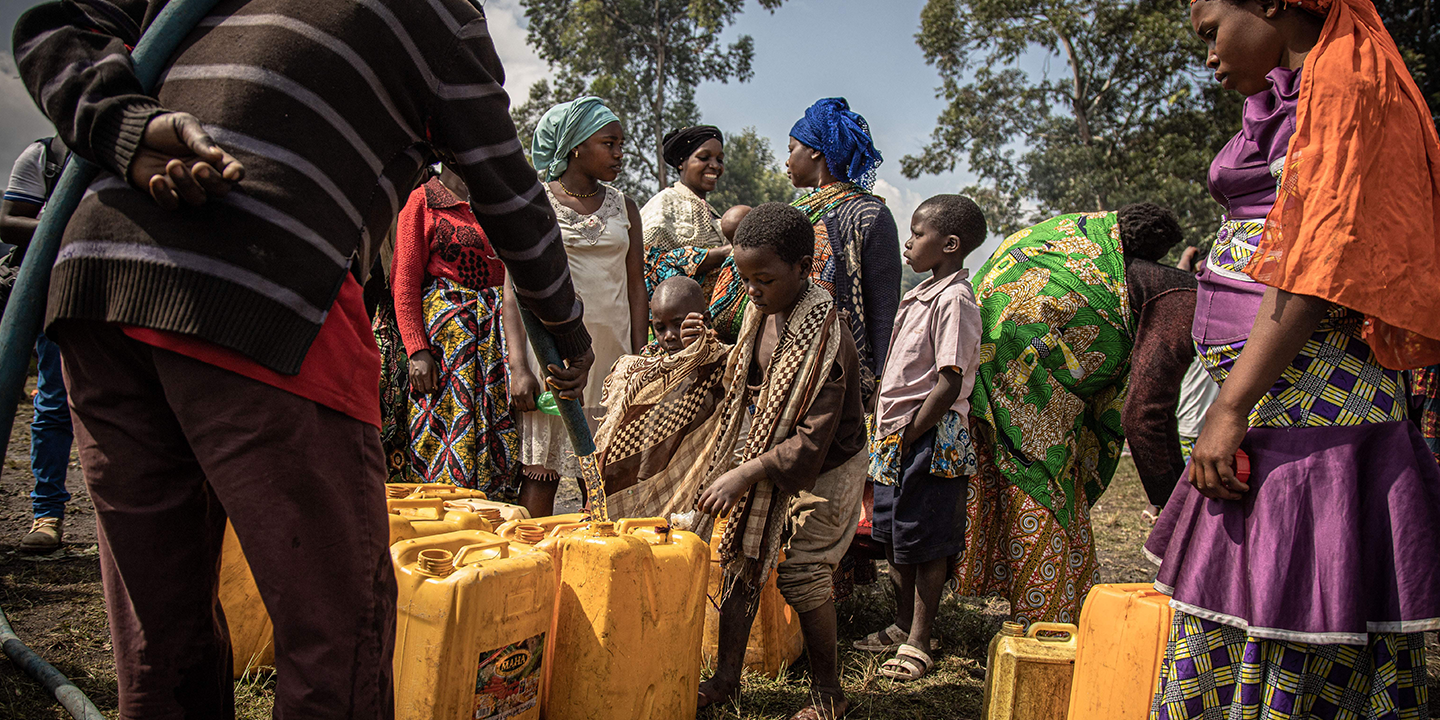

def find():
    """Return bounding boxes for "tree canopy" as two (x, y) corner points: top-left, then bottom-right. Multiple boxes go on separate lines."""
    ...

(707, 127), (795, 210)
(518, 0), (784, 197)
(903, 0), (1241, 246)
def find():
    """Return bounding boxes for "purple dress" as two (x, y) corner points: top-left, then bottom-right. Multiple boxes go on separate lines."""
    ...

(1144, 68), (1439, 720)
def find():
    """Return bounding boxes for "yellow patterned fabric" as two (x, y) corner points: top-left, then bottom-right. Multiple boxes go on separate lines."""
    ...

(1200, 220), (1407, 429)
(1149, 612), (1429, 720)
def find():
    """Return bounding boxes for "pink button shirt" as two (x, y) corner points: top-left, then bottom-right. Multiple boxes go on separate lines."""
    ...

(873, 269), (983, 439)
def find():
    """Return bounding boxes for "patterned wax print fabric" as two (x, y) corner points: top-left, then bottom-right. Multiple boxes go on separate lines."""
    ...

(374, 298), (415, 483)
(868, 411), (977, 486)
(956, 419), (1096, 625)
(969, 211), (1133, 530)
(1149, 613), (1429, 720)
(639, 182), (727, 296)
(1410, 365), (1440, 464)
(408, 278), (520, 498)
(1197, 219), (1407, 430)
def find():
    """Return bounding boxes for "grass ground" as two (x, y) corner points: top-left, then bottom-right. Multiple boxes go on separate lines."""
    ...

(1, 394), (1435, 718)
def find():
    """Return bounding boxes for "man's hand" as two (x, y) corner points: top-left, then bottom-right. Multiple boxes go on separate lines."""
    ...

(698, 468), (755, 517)
(408, 349), (440, 395)
(679, 312), (708, 348)
(509, 366), (543, 412)
(129, 112), (245, 210)
(545, 348), (595, 401)
(1188, 401), (1250, 500)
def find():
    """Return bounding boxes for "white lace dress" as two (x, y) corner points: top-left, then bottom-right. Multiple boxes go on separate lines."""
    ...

(521, 184), (634, 477)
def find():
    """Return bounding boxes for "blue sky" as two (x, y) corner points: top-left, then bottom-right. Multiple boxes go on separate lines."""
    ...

(2, 0), (1019, 262)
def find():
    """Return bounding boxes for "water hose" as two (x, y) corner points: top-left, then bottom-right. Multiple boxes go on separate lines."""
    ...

(517, 309), (597, 457)
(0, 1), (223, 717)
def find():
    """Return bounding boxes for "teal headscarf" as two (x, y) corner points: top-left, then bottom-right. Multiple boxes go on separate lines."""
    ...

(531, 96), (622, 181)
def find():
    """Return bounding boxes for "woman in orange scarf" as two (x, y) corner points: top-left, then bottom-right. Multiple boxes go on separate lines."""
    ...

(1145, 2), (1440, 718)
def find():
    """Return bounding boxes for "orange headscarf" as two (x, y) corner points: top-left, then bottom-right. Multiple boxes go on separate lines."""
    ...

(1244, 0), (1440, 370)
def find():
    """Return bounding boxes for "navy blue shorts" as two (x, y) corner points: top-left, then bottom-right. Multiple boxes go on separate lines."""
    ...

(871, 426), (968, 565)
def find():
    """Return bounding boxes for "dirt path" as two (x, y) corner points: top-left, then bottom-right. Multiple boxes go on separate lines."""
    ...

(0, 398), (1434, 718)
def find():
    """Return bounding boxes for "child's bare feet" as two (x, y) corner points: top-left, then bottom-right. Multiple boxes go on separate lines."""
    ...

(696, 675), (740, 711)
(787, 689), (848, 720)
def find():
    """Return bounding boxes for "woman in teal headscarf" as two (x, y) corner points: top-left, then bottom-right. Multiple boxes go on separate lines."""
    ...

(504, 97), (650, 517)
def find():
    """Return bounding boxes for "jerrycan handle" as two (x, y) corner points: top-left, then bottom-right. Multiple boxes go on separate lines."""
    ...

(616, 517), (671, 542)
(452, 539), (510, 567)
(1026, 622), (1078, 642)
(547, 522), (590, 538)
(387, 497), (445, 518)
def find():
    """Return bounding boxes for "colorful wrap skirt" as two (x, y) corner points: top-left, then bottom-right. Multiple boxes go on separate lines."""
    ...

(1145, 217), (1440, 719)
(407, 277), (520, 499)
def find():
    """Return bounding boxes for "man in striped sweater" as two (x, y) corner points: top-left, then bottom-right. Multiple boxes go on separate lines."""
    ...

(14, 0), (592, 716)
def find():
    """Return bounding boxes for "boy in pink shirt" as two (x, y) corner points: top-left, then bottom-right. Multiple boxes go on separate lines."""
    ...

(858, 194), (986, 680)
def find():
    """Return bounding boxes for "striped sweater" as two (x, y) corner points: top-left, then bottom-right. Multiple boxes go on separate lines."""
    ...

(14, 0), (589, 373)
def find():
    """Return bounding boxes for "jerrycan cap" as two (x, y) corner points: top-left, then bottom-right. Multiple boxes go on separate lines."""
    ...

(586, 521), (618, 537)
(1000, 621), (1025, 637)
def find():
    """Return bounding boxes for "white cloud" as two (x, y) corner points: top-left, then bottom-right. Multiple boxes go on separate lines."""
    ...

(873, 178), (923, 244)
(0, 53), (56, 180)
(483, 0), (550, 105)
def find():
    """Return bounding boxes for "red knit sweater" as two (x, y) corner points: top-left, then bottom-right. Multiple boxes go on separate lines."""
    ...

(392, 179), (507, 358)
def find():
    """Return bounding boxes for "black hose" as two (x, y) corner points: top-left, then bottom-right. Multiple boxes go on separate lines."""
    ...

(0, 605), (105, 720)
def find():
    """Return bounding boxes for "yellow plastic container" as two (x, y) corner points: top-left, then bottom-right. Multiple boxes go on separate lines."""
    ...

(388, 497), (493, 545)
(700, 522), (803, 678)
(1067, 583), (1174, 720)
(400, 485), (488, 502)
(443, 498), (531, 528)
(536, 519), (709, 720)
(392, 530), (556, 720)
(218, 522), (273, 678)
(386, 482), (463, 499)
(982, 621), (1078, 720)
(493, 513), (588, 547)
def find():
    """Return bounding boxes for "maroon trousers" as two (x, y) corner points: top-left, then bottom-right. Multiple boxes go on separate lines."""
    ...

(53, 321), (395, 720)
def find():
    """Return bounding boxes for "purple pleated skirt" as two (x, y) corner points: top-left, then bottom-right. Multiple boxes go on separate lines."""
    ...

(1145, 420), (1440, 644)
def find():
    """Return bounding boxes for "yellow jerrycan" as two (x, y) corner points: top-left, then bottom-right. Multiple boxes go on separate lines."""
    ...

(386, 482), (463, 499)
(392, 530), (556, 720)
(1067, 583), (1174, 720)
(493, 513), (588, 547)
(443, 497), (531, 528)
(218, 522), (274, 678)
(536, 519), (708, 720)
(400, 485), (489, 502)
(701, 519), (803, 678)
(388, 497), (493, 545)
(982, 621), (1078, 720)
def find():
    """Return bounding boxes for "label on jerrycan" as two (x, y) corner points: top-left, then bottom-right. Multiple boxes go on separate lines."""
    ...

(472, 632), (545, 719)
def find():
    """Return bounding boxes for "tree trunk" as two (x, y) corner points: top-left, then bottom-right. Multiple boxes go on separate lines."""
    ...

(653, 1), (668, 189)
(1055, 27), (1105, 210)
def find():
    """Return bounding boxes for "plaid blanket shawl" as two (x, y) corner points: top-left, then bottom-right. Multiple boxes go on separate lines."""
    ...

(594, 335), (729, 520)
(697, 282), (845, 594)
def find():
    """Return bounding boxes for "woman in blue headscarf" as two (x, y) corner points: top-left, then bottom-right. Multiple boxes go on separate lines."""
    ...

(503, 96), (650, 517)
(709, 99), (901, 401)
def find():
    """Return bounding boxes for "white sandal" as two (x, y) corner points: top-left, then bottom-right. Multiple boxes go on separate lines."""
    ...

(878, 643), (933, 681)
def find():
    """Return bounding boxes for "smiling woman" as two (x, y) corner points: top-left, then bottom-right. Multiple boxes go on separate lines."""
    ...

(639, 126), (735, 303)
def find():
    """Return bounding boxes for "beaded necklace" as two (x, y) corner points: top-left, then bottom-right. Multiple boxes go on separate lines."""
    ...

(791, 181), (868, 224)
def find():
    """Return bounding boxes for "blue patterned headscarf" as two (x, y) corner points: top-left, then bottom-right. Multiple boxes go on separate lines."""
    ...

(531, 96), (622, 181)
(789, 97), (883, 191)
